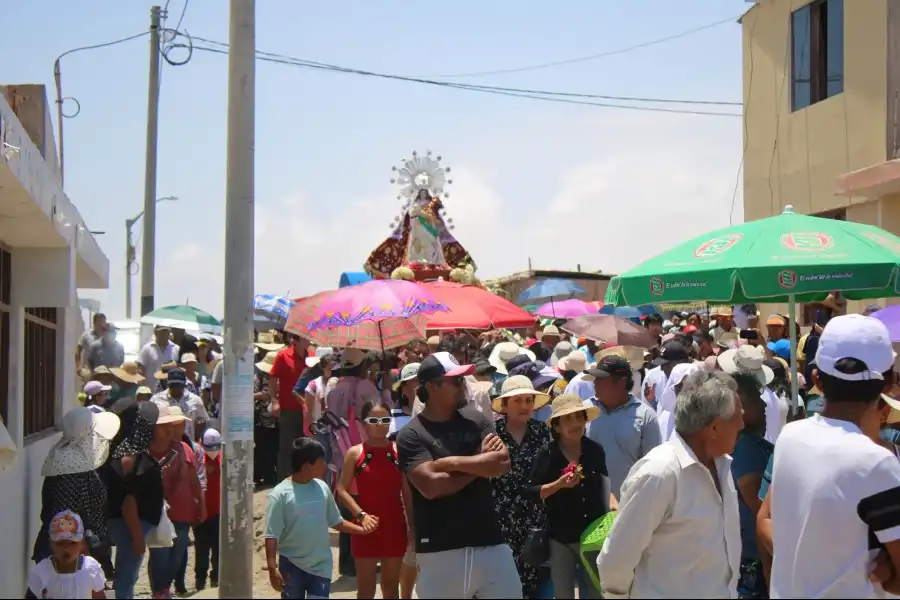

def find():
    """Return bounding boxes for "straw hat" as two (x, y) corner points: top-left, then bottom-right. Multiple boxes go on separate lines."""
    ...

(255, 350), (279, 374)
(491, 375), (550, 414)
(883, 395), (900, 424)
(136, 386), (153, 396)
(488, 342), (536, 375)
(156, 405), (189, 425)
(180, 353), (198, 365)
(717, 346), (774, 386)
(255, 331), (285, 352)
(712, 306), (734, 317)
(548, 393), (600, 422)
(42, 407), (121, 476)
(153, 361), (178, 380)
(557, 351), (588, 373)
(593, 346), (644, 371)
(110, 361), (144, 384)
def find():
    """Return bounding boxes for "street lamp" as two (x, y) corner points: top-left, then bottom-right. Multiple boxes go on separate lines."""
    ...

(125, 195), (177, 319)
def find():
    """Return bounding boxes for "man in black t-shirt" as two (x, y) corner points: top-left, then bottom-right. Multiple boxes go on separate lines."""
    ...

(397, 351), (523, 599)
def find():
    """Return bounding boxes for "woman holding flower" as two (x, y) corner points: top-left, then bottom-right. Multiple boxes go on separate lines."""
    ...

(529, 394), (616, 599)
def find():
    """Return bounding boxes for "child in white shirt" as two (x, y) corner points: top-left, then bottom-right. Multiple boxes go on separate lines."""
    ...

(27, 510), (105, 599)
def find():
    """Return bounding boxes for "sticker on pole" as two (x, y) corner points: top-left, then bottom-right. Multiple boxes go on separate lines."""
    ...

(222, 347), (256, 441)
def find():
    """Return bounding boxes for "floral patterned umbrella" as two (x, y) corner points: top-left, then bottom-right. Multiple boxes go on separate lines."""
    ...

(308, 279), (448, 330)
(285, 290), (429, 351)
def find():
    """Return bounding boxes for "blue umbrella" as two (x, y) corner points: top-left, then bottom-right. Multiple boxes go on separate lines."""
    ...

(598, 304), (658, 324)
(254, 294), (295, 323)
(517, 279), (586, 303)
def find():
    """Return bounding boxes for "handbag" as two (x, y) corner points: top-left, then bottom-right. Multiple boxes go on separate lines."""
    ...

(147, 503), (176, 548)
(520, 528), (550, 567)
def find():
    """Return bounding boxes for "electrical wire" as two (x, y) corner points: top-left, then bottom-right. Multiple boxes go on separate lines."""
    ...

(188, 40), (741, 117)
(189, 35), (738, 107)
(410, 14), (741, 79)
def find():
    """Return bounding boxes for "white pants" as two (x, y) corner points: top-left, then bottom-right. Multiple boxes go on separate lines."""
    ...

(416, 544), (523, 599)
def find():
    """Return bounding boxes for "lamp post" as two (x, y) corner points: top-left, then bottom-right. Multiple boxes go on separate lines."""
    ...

(125, 195), (177, 319)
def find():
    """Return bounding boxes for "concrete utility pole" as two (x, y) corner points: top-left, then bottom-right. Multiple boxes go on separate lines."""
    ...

(126, 196), (177, 319)
(140, 5), (162, 317)
(219, 0), (256, 597)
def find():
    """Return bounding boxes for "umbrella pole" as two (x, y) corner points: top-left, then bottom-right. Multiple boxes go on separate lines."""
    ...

(789, 295), (799, 411)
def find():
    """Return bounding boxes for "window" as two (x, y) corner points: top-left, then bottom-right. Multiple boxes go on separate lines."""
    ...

(791, 0), (844, 111)
(24, 307), (57, 436)
(0, 248), (9, 425)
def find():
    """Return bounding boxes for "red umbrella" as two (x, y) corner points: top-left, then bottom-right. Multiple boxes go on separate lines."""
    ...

(421, 281), (536, 330)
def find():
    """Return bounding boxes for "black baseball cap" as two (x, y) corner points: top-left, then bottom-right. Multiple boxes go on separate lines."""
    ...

(586, 356), (632, 380)
(417, 351), (475, 383)
(166, 367), (187, 385)
(650, 342), (691, 367)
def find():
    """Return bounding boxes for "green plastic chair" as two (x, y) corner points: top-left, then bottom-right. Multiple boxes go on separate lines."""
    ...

(579, 512), (617, 593)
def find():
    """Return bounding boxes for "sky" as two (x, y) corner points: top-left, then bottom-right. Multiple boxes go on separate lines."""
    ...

(2, 0), (748, 320)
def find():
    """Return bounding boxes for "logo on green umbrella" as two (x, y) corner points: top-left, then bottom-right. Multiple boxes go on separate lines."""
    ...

(778, 270), (797, 289)
(649, 276), (665, 296)
(862, 231), (900, 255)
(694, 233), (743, 258)
(780, 232), (834, 253)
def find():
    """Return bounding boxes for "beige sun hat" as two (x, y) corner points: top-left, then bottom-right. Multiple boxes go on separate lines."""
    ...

(156, 405), (189, 425)
(42, 407), (121, 476)
(488, 342), (536, 375)
(557, 351), (588, 373)
(717, 346), (774, 386)
(153, 361), (178, 381)
(593, 346), (644, 371)
(254, 331), (285, 352)
(179, 352), (198, 365)
(255, 350), (279, 374)
(882, 395), (900, 424)
(109, 361), (144, 384)
(491, 375), (550, 414)
(548, 393), (600, 422)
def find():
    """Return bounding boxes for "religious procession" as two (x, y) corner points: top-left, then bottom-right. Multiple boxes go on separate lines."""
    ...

(16, 146), (900, 600)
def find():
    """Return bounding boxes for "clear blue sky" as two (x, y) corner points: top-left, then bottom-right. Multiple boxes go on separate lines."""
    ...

(2, 0), (748, 319)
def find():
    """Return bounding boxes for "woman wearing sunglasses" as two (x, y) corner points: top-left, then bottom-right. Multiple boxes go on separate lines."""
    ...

(336, 401), (408, 599)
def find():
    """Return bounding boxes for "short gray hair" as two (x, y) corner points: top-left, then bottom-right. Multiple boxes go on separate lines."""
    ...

(674, 371), (738, 436)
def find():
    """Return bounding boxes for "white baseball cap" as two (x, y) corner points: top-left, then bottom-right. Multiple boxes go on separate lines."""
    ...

(306, 346), (335, 368)
(815, 314), (894, 381)
(202, 428), (222, 449)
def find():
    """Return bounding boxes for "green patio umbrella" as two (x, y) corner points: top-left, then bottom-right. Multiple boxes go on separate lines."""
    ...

(605, 206), (900, 405)
(141, 304), (223, 335)
(605, 206), (900, 307)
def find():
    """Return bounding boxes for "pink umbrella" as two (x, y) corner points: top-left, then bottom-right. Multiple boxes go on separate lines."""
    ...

(534, 298), (596, 319)
(286, 291), (428, 351)
(308, 279), (448, 331)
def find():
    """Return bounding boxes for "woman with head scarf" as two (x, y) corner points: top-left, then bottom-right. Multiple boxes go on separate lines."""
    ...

(99, 398), (162, 599)
(32, 408), (121, 580)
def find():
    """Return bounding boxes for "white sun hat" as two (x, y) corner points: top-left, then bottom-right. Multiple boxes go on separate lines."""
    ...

(42, 407), (121, 476)
(717, 346), (774, 387)
(488, 342), (536, 375)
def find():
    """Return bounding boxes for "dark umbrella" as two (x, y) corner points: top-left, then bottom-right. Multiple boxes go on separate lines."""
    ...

(561, 315), (657, 349)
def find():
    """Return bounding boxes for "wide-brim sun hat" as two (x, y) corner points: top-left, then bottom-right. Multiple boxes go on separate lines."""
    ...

(109, 362), (144, 384)
(156, 405), (189, 425)
(491, 375), (550, 414)
(557, 350), (588, 373)
(305, 346), (335, 368)
(42, 407), (121, 476)
(254, 331), (285, 352)
(488, 342), (536, 375)
(548, 393), (600, 422)
(255, 350), (279, 374)
(717, 346), (774, 386)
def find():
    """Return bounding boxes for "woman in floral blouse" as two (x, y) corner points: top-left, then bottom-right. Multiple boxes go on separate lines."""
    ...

(490, 375), (552, 599)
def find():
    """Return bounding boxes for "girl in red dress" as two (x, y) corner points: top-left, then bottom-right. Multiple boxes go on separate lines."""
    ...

(336, 401), (409, 599)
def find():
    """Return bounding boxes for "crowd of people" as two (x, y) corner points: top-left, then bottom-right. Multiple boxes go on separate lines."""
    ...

(27, 298), (900, 599)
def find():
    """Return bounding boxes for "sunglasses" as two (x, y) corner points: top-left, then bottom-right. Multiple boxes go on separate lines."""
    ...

(362, 416), (393, 425)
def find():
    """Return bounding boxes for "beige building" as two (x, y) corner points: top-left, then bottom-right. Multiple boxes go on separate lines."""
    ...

(0, 84), (109, 595)
(742, 0), (900, 314)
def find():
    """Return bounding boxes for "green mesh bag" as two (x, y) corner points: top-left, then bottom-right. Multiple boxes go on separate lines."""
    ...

(579, 511), (617, 593)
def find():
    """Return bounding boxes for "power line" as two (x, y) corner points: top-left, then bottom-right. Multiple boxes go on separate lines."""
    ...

(411, 14), (742, 79)
(55, 30), (150, 62)
(188, 38), (741, 117)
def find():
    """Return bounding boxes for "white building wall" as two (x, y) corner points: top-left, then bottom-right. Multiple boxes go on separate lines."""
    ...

(0, 245), (78, 596)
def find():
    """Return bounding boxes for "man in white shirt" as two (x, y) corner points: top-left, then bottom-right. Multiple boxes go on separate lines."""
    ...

(597, 370), (743, 599)
(137, 325), (180, 381)
(768, 314), (900, 598)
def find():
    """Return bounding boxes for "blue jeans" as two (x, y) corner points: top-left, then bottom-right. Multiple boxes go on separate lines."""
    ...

(148, 521), (191, 594)
(107, 518), (154, 599)
(279, 555), (330, 599)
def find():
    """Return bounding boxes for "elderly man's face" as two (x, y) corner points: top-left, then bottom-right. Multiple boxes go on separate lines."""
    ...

(711, 393), (744, 456)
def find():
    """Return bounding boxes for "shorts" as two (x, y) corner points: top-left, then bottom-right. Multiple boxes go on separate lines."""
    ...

(402, 551), (416, 568)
